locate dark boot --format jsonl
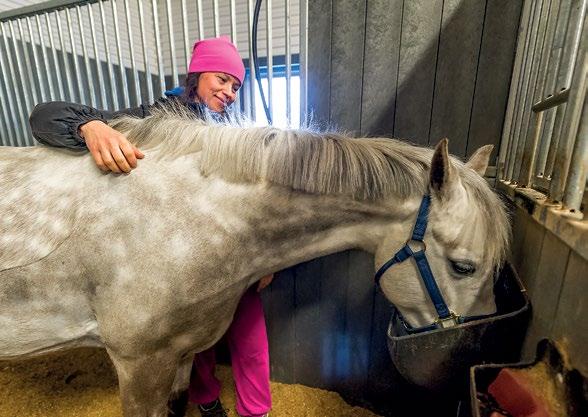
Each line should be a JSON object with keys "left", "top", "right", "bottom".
{"left": 198, "top": 399, "right": 228, "bottom": 417}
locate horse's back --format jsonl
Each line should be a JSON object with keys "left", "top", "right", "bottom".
{"left": 0, "top": 145, "right": 89, "bottom": 271}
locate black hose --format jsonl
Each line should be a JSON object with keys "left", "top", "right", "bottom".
{"left": 252, "top": 0, "right": 272, "bottom": 124}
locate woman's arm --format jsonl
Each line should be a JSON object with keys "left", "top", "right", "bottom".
{"left": 29, "top": 101, "right": 147, "bottom": 173}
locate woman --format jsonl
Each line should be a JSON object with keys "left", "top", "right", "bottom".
{"left": 29, "top": 36, "right": 272, "bottom": 417}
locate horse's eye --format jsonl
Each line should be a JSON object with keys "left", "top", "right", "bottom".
{"left": 449, "top": 260, "right": 476, "bottom": 275}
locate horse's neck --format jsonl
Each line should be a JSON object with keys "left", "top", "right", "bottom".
{"left": 200, "top": 177, "right": 417, "bottom": 281}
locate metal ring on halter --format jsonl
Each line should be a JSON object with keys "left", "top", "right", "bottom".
{"left": 406, "top": 239, "right": 426, "bottom": 253}
{"left": 433, "top": 311, "right": 460, "bottom": 328}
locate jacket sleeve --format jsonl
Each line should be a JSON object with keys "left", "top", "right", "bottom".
{"left": 29, "top": 101, "right": 149, "bottom": 149}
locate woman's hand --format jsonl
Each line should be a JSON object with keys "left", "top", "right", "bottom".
{"left": 80, "top": 120, "right": 144, "bottom": 173}
{"left": 257, "top": 273, "right": 274, "bottom": 292}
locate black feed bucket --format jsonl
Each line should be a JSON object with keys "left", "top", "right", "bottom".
{"left": 386, "top": 262, "right": 531, "bottom": 394}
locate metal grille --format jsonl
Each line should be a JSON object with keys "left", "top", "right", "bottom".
{"left": 499, "top": 0, "right": 588, "bottom": 216}
{"left": 0, "top": 0, "right": 307, "bottom": 147}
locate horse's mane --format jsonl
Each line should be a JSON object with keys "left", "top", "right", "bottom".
{"left": 111, "top": 106, "right": 510, "bottom": 266}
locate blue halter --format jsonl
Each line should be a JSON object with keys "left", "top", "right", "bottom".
{"left": 374, "top": 195, "right": 460, "bottom": 332}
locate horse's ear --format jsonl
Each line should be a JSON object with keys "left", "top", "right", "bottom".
{"left": 429, "top": 138, "right": 457, "bottom": 198}
{"left": 466, "top": 145, "right": 494, "bottom": 176}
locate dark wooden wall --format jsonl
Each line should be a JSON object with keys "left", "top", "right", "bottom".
{"left": 262, "top": 1, "right": 523, "bottom": 416}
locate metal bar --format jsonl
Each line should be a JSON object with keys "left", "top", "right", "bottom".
{"left": 54, "top": 10, "right": 74, "bottom": 102}
{"left": 0, "top": 21, "right": 26, "bottom": 145}
{"left": 165, "top": 0, "right": 178, "bottom": 88}
{"left": 76, "top": 5, "right": 95, "bottom": 106}
{"left": 518, "top": 0, "right": 555, "bottom": 185}
{"left": 0, "top": 0, "right": 100, "bottom": 22}
{"left": 180, "top": 0, "right": 190, "bottom": 69}
{"left": 213, "top": 0, "right": 220, "bottom": 37}
{"left": 35, "top": 14, "right": 54, "bottom": 101}
{"left": 46, "top": 12, "right": 65, "bottom": 100}
{"left": 0, "top": 75, "right": 12, "bottom": 145}
{"left": 112, "top": 0, "right": 130, "bottom": 107}
{"left": 65, "top": 7, "right": 84, "bottom": 104}
{"left": 549, "top": 1, "right": 588, "bottom": 201}
{"left": 152, "top": 0, "right": 165, "bottom": 95}
{"left": 505, "top": 0, "right": 540, "bottom": 181}
{"left": 285, "top": 0, "right": 291, "bottom": 125}
{"left": 532, "top": 87, "right": 570, "bottom": 111}
{"left": 266, "top": 0, "right": 273, "bottom": 121}
{"left": 123, "top": 0, "right": 140, "bottom": 105}
{"left": 99, "top": 0, "right": 117, "bottom": 109}
{"left": 247, "top": 0, "right": 256, "bottom": 119}
{"left": 562, "top": 88, "right": 588, "bottom": 212}
{"left": 230, "top": 0, "right": 237, "bottom": 43}
{"left": 9, "top": 20, "right": 33, "bottom": 142}
{"left": 16, "top": 19, "right": 38, "bottom": 109}
{"left": 299, "top": 0, "right": 308, "bottom": 127}
{"left": 196, "top": 0, "right": 204, "bottom": 40}
{"left": 88, "top": 3, "right": 107, "bottom": 107}
{"left": 512, "top": 0, "right": 546, "bottom": 182}
{"left": 137, "top": 0, "right": 153, "bottom": 103}
{"left": 0, "top": 43, "right": 16, "bottom": 146}
{"left": 26, "top": 16, "right": 46, "bottom": 103}
{"left": 499, "top": 0, "right": 533, "bottom": 180}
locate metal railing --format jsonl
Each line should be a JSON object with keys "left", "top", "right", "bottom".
{"left": 499, "top": 0, "right": 588, "bottom": 217}
{"left": 0, "top": 0, "right": 306, "bottom": 147}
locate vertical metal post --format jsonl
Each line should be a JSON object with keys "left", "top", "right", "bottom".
{"left": 152, "top": 0, "right": 166, "bottom": 95}
{"left": 230, "top": 0, "right": 237, "bottom": 43}
{"left": 137, "top": 0, "right": 153, "bottom": 103}
{"left": 247, "top": 0, "right": 256, "bottom": 120}
{"left": 35, "top": 14, "right": 54, "bottom": 101}
{"left": 213, "top": 0, "right": 220, "bottom": 37}
{"left": 76, "top": 6, "right": 95, "bottom": 106}
{"left": 55, "top": 11, "right": 74, "bottom": 102}
{"left": 0, "top": 42, "right": 16, "bottom": 146}
{"left": 197, "top": 0, "right": 204, "bottom": 40}
{"left": 266, "top": 0, "right": 273, "bottom": 121}
{"left": 88, "top": 3, "right": 107, "bottom": 108}
{"left": 299, "top": 0, "right": 308, "bottom": 126}
{"left": 112, "top": 0, "right": 130, "bottom": 107}
{"left": 45, "top": 12, "right": 65, "bottom": 101}
{"left": 165, "top": 0, "right": 179, "bottom": 88}
{"left": 123, "top": 0, "right": 141, "bottom": 105}
{"left": 15, "top": 19, "right": 38, "bottom": 114}
{"left": 0, "top": 21, "right": 26, "bottom": 145}
{"left": 26, "top": 16, "right": 46, "bottom": 103}
{"left": 562, "top": 91, "right": 588, "bottom": 213}
{"left": 99, "top": 0, "right": 118, "bottom": 109}
{"left": 0, "top": 73, "right": 12, "bottom": 145}
{"left": 550, "top": 1, "right": 588, "bottom": 201}
{"left": 9, "top": 20, "right": 33, "bottom": 142}
{"left": 181, "top": 0, "right": 190, "bottom": 69}
{"left": 499, "top": 0, "right": 533, "bottom": 179}
{"left": 285, "top": 0, "right": 291, "bottom": 125}
{"left": 65, "top": 8, "right": 84, "bottom": 105}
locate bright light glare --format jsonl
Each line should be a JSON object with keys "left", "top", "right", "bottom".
{"left": 252, "top": 76, "right": 300, "bottom": 128}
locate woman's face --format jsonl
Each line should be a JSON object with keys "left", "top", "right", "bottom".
{"left": 196, "top": 72, "right": 241, "bottom": 112}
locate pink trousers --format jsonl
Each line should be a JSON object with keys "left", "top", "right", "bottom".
{"left": 188, "top": 287, "right": 271, "bottom": 417}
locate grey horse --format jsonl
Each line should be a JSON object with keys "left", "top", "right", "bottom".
{"left": 0, "top": 108, "right": 509, "bottom": 417}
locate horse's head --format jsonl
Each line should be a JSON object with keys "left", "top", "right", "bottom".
{"left": 375, "top": 139, "right": 510, "bottom": 329}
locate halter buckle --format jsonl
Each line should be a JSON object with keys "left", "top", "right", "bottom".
{"left": 434, "top": 312, "right": 460, "bottom": 328}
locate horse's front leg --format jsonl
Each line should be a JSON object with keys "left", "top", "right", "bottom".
{"left": 107, "top": 348, "right": 179, "bottom": 417}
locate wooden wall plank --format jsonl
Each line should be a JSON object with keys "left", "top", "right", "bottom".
{"left": 467, "top": 0, "right": 523, "bottom": 162}
{"left": 306, "top": 0, "right": 332, "bottom": 127}
{"left": 360, "top": 0, "right": 403, "bottom": 136}
{"left": 551, "top": 251, "right": 588, "bottom": 375}
{"left": 520, "top": 231, "right": 570, "bottom": 362}
{"left": 329, "top": 0, "right": 366, "bottom": 132}
{"left": 429, "top": 0, "right": 486, "bottom": 155}
{"left": 394, "top": 0, "right": 443, "bottom": 144}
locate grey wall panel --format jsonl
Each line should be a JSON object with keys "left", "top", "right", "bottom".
{"left": 467, "top": 0, "right": 523, "bottom": 162}
{"left": 328, "top": 0, "right": 366, "bottom": 132}
{"left": 517, "top": 213, "right": 546, "bottom": 289}
{"left": 429, "top": 0, "right": 486, "bottom": 155}
{"left": 520, "top": 230, "right": 570, "bottom": 362}
{"left": 393, "top": 0, "right": 443, "bottom": 145}
{"left": 360, "top": 0, "right": 403, "bottom": 136}
{"left": 305, "top": 0, "right": 331, "bottom": 127}
{"left": 551, "top": 251, "right": 588, "bottom": 375}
